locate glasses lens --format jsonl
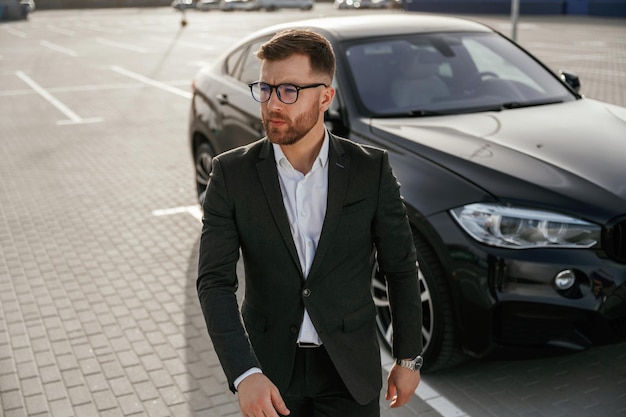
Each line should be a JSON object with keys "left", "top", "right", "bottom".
{"left": 277, "top": 84, "right": 298, "bottom": 104}
{"left": 251, "top": 82, "right": 271, "bottom": 102}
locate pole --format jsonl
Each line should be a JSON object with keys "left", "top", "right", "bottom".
{"left": 511, "top": 0, "right": 520, "bottom": 42}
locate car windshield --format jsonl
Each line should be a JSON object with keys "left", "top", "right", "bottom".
{"left": 344, "top": 32, "right": 576, "bottom": 117}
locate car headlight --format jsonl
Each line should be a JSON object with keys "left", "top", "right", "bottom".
{"left": 450, "top": 203, "right": 600, "bottom": 249}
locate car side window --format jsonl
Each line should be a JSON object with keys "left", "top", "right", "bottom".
{"left": 238, "top": 40, "right": 267, "bottom": 85}
{"left": 223, "top": 39, "right": 265, "bottom": 84}
{"left": 225, "top": 47, "right": 245, "bottom": 79}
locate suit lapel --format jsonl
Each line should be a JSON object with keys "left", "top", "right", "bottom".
{"left": 308, "top": 135, "right": 350, "bottom": 281}
{"left": 256, "top": 139, "right": 303, "bottom": 275}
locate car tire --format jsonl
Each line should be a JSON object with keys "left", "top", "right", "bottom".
{"left": 371, "top": 232, "right": 466, "bottom": 371}
{"left": 194, "top": 141, "right": 215, "bottom": 204}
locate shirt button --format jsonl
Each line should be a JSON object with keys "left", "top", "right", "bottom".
{"left": 302, "top": 289, "right": 311, "bottom": 297}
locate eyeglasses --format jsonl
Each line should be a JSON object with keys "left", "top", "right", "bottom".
{"left": 248, "top": 81, "right": 327, "bottom": 104}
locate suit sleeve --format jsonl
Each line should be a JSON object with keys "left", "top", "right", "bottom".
{"left": 374, "top": 151, "right": 423, "bottom": 358}
{"left": 196, "top": 157, "right": 261, "bottom": 392}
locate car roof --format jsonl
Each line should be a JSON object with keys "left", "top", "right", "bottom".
{"left": 249, "top": 13, "right": 495, "bottom": 42}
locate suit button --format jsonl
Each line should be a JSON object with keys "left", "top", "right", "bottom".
{"left": 302, "top": 289, "right": 311, "bottom": 297}
{"left": 290, "top": 326, "right": 299, "bottom": 334}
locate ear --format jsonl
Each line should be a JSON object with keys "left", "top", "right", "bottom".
{"left": 320, "top": 86, "right": 336, "bottom": 112}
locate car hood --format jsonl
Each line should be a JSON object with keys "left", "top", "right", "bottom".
{"left": 370, "top": 99, "right": 626, "bottom": 221}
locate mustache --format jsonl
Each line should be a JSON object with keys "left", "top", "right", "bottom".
{"left": 264, "top": 112, "right": 289, "bottom": 122}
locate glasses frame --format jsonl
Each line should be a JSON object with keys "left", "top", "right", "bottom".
{"left": 248, "top": 81, "right": 327, "bottom": 104}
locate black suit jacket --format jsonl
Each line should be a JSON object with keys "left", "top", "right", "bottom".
{"left": 197, "top": 134, "right": 422, "bottom": 405}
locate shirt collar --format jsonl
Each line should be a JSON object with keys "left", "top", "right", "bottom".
{"left": 273, "top": 130, "right": 330, "bottom": 169}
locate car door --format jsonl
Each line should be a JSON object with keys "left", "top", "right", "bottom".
{"left": 215, "top": 38, "right": 267, "bottom": 152}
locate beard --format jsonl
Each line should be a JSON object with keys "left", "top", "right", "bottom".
{"left": 262, "top": 104, "right": 319, "bottom": 146}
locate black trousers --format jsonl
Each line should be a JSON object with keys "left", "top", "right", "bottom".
{"left": 280, "top": 346, "right": 380, "bottom": 417}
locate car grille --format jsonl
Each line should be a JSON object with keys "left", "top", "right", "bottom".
{"left": 604, "top": 218, "right": 626, "bottom": 264}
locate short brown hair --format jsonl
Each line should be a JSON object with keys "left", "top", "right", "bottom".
{"left": 256, "top": 29, "right": 336, "bottom": 81}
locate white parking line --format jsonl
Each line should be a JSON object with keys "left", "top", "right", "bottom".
{"left": 111, "top": 66, "right": 192, "bottom": 99}
{"left": 15, "top": 71, "right": 103, "bottom": 125}
{"left": 0, "top": 80, "right": 191, "bottom": 97}
{"left": 97, "top": 38, "right": 149, "bottom": 54}
{"left": 153, "top": 204, "right": 471, "bottom": 417}
{"left": 3, "top": 27, "right": 26, "bottom": 38}
{"left": 152, "top": 205, "right": 202, "bottom": 221}
{"left": 40, "top": 40, "right": 78, "bottom": 57}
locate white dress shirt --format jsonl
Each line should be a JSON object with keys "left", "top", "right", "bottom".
{"left": 234, "top": 132, "right": 330, "bottom": 389}
{"left": 274, "top": 132, "right": 329, "bottom": 345}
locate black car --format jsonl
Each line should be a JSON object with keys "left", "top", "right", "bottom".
{"left": 188, "top": 14, "right": 626, "bottom": 371}
{"left": 0, "top": 0, "right": 32, "bottom": 20}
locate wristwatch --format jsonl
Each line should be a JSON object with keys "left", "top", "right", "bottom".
{"left": 396, "top": 355, "right": 423, "bottom": 371}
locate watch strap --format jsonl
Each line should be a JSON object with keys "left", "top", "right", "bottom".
{"left": 395, "top": 355, "right": 423, "bottom": 371}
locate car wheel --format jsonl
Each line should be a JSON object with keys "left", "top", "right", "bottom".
{"left": 371, "top": 232, "right": 466, "bottom": 371}
{"left": 194, "top": 141, "right": 215, "bottom": 204}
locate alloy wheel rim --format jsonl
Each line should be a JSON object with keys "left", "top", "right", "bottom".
{"left": 371, "top": 261, "right": 434, "bottom": 354}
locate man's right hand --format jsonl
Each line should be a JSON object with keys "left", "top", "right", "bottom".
{"left": 237, "top": 373, "right": 291, "bottom": 417}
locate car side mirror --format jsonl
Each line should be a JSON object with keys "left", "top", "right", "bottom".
{"left": 324, "top": 108, "right": 349, "bottom": 137}
{"left": 324, "top": 92, "right": 350, "bottom": 136}
{"left": 560, "top": 70, "right": 581, "bottom": 94}
{"left": 324, "top": 108, "right": 341, "bottom": 123}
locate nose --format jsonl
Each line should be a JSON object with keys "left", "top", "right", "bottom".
{"left": 265, "top": 89, "right": 284, "bottom": 110}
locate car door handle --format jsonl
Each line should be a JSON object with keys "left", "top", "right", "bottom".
{"left": 216, "top": 93, "right": 228, "bottom": 105}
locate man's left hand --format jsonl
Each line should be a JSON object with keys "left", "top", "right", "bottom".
{"left": 385, "top": 363, "right": 421, "bottom": 408}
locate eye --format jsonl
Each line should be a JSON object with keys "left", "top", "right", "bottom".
{"left": 281, "top": 84, "right": 298, "bottom": 95}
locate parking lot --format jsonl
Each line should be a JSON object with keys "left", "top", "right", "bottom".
{"left": 1, "top": 4, "right": 625, "bottom": 417}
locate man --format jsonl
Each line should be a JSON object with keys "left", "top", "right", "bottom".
{"left": 197, "top": 28, "right": 422, "bottom": 417}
